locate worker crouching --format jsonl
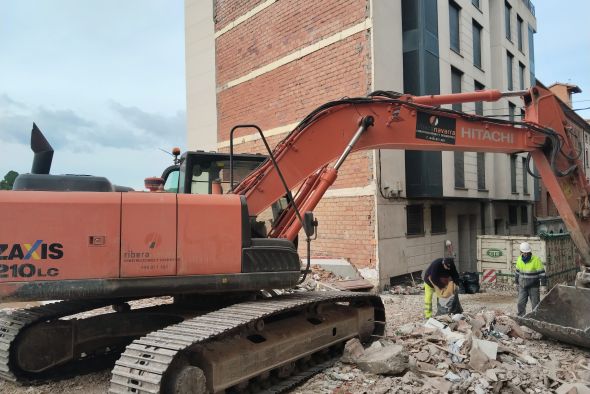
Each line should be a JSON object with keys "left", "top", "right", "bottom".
{"left": 423, "top": 257, "right": 463, "bottom": 318}
{"left": 515, "top": 242, "right": 547, "bottom": 316}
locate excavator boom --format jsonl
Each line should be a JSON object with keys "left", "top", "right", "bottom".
{"left": 234, "top": 87, "right": 590, "bottom": 266}
{"left": 232, "top": 86, "right": 590, "bottom": 348}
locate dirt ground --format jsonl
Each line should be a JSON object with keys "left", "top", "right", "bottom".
{"left": 0, "top": 289, "right": 587, "bottom": 393}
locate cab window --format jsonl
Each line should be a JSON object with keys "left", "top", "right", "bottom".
{"left": 163, "top": 170, "right": 179, "bottom": 193}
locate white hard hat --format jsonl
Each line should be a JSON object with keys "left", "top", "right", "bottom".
{"left": 519, "top": 242, "right": 532, "bottom": 253}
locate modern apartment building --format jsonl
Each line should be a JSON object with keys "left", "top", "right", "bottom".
{"left": 185, "top": 0, "right": 537, "bottom": 289}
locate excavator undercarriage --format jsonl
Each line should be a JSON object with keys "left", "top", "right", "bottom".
{"left": 0, "top": 292, "right": 384, "bottom": 393}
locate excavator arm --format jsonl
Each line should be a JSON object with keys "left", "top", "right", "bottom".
{"left": 233, "top": 86, "right": 590, "bottom": 277}
{"left": 233, "top": 85, "right": 590, "bottom": 348}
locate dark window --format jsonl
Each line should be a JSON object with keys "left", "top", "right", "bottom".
{"left": 519, "top": 62, "right": 526, "bottom": 90}
{"left": 517, "top": 15, "right": 524, "bottom": 51}
{"left": 510, "top": 154, "right": 517, "bottom": 193}
{"left": 509, "top": 206, "right": 518, "bottom": 225}
{"left": 474, "top": 81, "right": 485, "bottom": 115}
{"left": 449, "top": 1, "right": 461, "bottom": 53}
{"left": 455, "top": 151, "right": 465, "bottom": 188}
{"left": 477, "top": 152, "right": 486, "bottom": 190}
{"left": 528, "top": 24, "right": 535, "bottom": 84}
{"left": 472, "top": 0, "right": 480, "bottom": 8}
{"left": 451, "top": 67, "right": 463, "bottom": 111}
{"left": 472, "top": 20, "right": 482, "bottom": 68}
{"left": 505, "top": 1, "right": 512, "bottom": 40}
{"left": 522, "top": 157, "right": 528, "bottom": 194}
{"left": 431, "top": 205, "right": 446, "bottom": 233}
{"left": 520, "top": 108, "right": 525, "bottom": 119}
{"left": 509, "top": 102, "right": 516, "bottom": 122}
{"left": 521, "top": 205, "right": 528, "bottom": 224}
{"left": 407, "top": 205, "right": 424, "bottom": 236}
{"left": 506, "top": 51, "right": 514, "bottom": 90}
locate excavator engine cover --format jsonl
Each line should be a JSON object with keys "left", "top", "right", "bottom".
{"left": 514, "top": 285, "right": 590, "bottom": 348}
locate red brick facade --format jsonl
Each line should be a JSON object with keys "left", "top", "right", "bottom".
{"left": 297, "top": 195, "right": 376, "bottom": 268}
{"left": 214, "top": 0, "right": 376, "bottom": 268}
{"left": 216, "top": 0, "right": 368, "bottom": 86}
{"left": 217, "top": 32, "right": 371, "bottom": 140}
{"left": 214, "top": 0, "right": 266, "bottom": 31}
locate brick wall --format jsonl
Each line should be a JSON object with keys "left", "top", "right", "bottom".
{"left": 297, "top": 195, "right": 376, "bottom": 269}
{"left": 216, "top": 0, "right": 368, "bottom": 86}
{"left": 215, "top": 0, "right": 376, "bottom": 267}
{"left": 214, "top": 0, "right": 266, "bottom": 31}
{"left": 217, "top": 32, "right": 371, "bottom": 141}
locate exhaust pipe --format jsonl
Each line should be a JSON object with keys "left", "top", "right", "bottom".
{"left": 30, "top": 123, "right": 54, "bottom": 174}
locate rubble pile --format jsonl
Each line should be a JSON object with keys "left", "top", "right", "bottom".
{"left": 311, "top": 264, "right": 340, "bottom": 282}
{"left": 338, "top": 310, "right": 590, "bottom": 393}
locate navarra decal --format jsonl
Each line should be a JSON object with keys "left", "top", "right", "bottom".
{"left": 0, "top": 241, "right": 63, "bottom": 261}
{"left": 416, "top": 112, "right": 456, "bottom": 145}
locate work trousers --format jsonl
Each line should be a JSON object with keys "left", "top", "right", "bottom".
{"left": 517, "top": 285, "right": 540, "bottom": 317}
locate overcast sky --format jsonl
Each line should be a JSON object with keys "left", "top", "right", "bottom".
{"left": 0, "top": 0, "right": 185, "bottom": 189}
{"left": 0, "top": 1, "right": 588, "bottom": 189}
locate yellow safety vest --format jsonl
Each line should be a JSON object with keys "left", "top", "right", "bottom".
{"left": 515, "top": 255, "right": 546, "bottom": 288}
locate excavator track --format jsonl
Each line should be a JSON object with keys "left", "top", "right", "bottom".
{"left": 110, "top": 291, "right": 385, "bottom": 394}
{"left": 0, "top": 299, "right": 118, "bottom": 382}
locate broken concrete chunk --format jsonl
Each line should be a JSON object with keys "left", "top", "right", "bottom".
{"left": 497, "top": 316, "right": 530, "bottom": 339}
{"left": 452, "top": 313, "right": 465, "bottom": 321}
{"left": 493, "top": 323, "right": 511, "bottom": 335}
{"left": 445, "top": 371, "right": 462, "bottom": 382}
{"left": 485, "top": 369, "right": 498, "bottom": 382}
{"left": 425, "top": 318, "right": 447, "bottom": 330}
{"left": 478, "top": 377, "right": 491, "bottom": 388}
{"left": 456, "top": 319, "right": 472, "bottom": 333}
{"left": 395, "top": 322, "right": 418, "bottom": 336}
{"left": 356, "top": 344, "right": 409, "bottom": 375}
{"left": 369, "top": 377, "right": 395, "bottom": 394}
{"left": 469, "top": 339, "right": 497, "bottom": 372}
{"left": 555, "top": 383, "right": 590, "bottom": 394}
{"left": 341, "top": 338, "right": 365, "bottom": 364}
{"left": 472, "top": 338, "right": 498, "bottom": 360}
{"left": 415, "top": 350, "right": 430, "bottom": 362}
{"left": 402, "top": 370, "right": 420, "bottom": 384}
{"left": 367, "top": 341, "right": 384, "bottom": 352}
{"left": 425, "top": 377, "right": 453, "bottom": 393}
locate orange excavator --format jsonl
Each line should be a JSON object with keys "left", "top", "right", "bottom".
{"left": 0, "top": 85, "right": 589, "bottom": 393}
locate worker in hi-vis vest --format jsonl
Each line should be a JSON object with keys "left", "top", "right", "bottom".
{"left": 515, "top": 242, "right": 547, "bottom": 316}
{"left": 423, "top": 257, "right": 463, "bottom": 318}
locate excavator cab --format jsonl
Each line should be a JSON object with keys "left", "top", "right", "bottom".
{"left": 174, "top": 151, "right": 267, "bottom": 195}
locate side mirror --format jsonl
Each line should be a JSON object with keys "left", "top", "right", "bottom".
{"left": 303, "top": 211, "right": 318, "bottom": 238}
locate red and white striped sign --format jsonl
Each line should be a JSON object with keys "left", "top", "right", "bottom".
{"left": 482, "top": 269, "right": 497, "bottom": 283}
